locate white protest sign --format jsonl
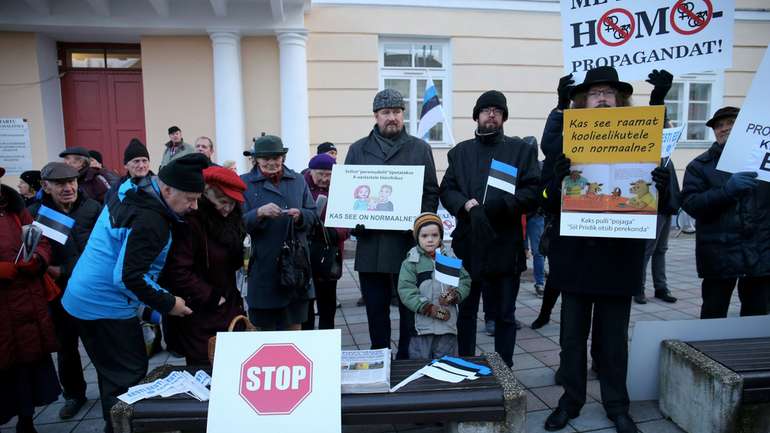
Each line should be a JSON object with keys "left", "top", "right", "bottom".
{"left": 0, "top": 118, "right": 32, "bottom": 175}
{"left": 437, "top": 205, "right": 456, "bottom": 240}
{"left": 661, "top": 124, "right": 685, "bottom": 162}
{"left": 560, "top": 0, "right": 735, "bottom": 81}
{"left": 207, "top": 330, "right": 341, "bottom": 433}
{"left": 326, "top": 164, "right": 425, "bottom": 231}
{"left": 717, "top": 47, "right": 770, "bottom": 182}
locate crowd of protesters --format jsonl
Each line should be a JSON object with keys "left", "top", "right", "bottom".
{"left": 0, "top": 65, "right": 768, "bottom": 433}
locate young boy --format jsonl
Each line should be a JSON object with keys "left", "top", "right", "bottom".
{"left": 398, "top": 212, "right": 471, "bottom": 359}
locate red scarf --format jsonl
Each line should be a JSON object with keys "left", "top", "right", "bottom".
{"left": 260, "top": 167, "right": 283, "bottom": 186}
{"left": 426, "top": 250, "right": 436, "bottom": 259}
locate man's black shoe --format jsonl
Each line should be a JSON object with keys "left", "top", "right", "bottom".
{"left": 544, "top": 407, "right": 577, "bottom": 431}
{"left": 59, "top": 397, "right": 87, "bottom": 419}
{"left": 609, "top": 413, "right": 638, "bottom": 433}
{"left": 654, "top": 290, "right": 677, "bottom": 303}
{"left": 633, "top": 294, "right": 647, "bottom": 304}
{"left": 531, "top": 315, "right": 550, "bottom": 329}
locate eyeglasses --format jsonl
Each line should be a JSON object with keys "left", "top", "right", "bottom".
{"left": 480, "top": 107, "right": 504, "bottom": 116}
{"left": 587, "top": 89, "right": 617, "bottom": 98}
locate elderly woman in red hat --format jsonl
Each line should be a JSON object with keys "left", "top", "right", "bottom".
{"left": 160, "top": 166, "right": 247, "bottom": 365}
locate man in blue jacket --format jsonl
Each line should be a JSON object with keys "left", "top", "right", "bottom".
{"left": 63, "top": 153, "right": 208, "bottom": 433}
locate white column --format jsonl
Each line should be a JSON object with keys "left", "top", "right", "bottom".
{"left": 210, "top": 31, "right": 247, "bottom": 172}
{"left": 277, "top": 31, "right": 310, "bottom": 172}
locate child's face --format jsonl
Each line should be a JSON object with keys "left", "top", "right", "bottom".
{"left": 418, "top": 224, "right": 441, "bottom": 253}
{"left": 379, "top": 187, "right": 392, "bottom": 200}
{"left": 357, "top": 188, "right": 369, "bottom": 199}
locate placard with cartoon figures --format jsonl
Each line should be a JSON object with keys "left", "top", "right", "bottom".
{"left": 561, "top": 106, "right": 664, "bottom": 239}
{"left": 325, "top": 165, "right": 425, "bottom": 231}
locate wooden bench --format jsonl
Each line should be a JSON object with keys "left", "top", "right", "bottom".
{"left": 112, "top": 352, "right": 526, "bottom": 433}
{"left": 659, "top": 337, "right": 770, "bottom": 433}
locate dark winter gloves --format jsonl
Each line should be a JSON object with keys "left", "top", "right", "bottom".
{"left": 421, "top": 303, "right": 450, "bottom": 321}
{"left": 0, "top": 262, "right": 17, "bottom": 280}
{"left": 350, "top": 224, "right": 366, "bottom": 237}
{"left": 647, "top": 69, "right": 673, "bottom": 106}
{"left": 557, "top": 74, "right": 575, "bottom": 110}
{"left": 651, "top": 166, "right": 670, "bottom": 192}
{"left": 725, "top": 171, "right": 759, "bottom": 196}
{"left": 553, "top": 153, "right": 572, "bottom": 183}
{"left": 439, "top": 288, "right": 461, "bottom": 306}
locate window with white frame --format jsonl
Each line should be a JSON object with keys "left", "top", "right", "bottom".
{"left": 379, "top": 39, "right": 451, "bottom": 145}
{"left": 664, "top": 72, "right": 723, "bottom": 146}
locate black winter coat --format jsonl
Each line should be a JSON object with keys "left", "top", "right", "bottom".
{"left": 344, "top": 127, "right": 439, "bottom": 274}
{"left": 540, "top": 109, "right": 644, "bottom": 297}
{"left": 681, "top": 142, "right": 770, "bottom": 279}
{"left": 28, "top": 194, "right": 100, "bottom": 291}
{"left": 440, "top": 129, "right": 540, "bottom": 277}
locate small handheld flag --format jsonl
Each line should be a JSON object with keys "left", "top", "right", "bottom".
{"left": 435, "top": 252, "right": 462, "bottom": 287}
{"left": 33, "top": 205, "right": 75, "bottom": 245}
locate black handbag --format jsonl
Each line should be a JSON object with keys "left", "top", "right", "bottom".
{"left": 278, "top": 221, "right": 312, "bottom": 299}
{"left": 310, "top": 225, "right": 342, "bottom": 282}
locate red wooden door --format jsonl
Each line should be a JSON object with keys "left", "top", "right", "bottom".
{"left": 61, "top": 70, "right": 146, "bottom": 173}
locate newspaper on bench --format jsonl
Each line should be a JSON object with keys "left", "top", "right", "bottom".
{"left": 118, "top": 370, "right": 212, "bottom": 404}
{"left": 341, "top": 348, "right": 391, "bottom": 394}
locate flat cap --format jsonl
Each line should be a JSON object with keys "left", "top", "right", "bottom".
{"left": 41, "top": 162, "right": 79, "bottom": 180}
{"left": 373, "top": 89, "right": 405, "bottom": 112}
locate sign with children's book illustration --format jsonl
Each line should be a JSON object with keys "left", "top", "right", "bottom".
{"left": 717, "top": 46, "right": 770, "bottom": 183}
{"left": 207, "top": 330, "right": 341, "bottom": 433}
{"left": 325, "top": 165, "right": 425, "bottom": 231}
{"left": 561, "top": 105, "right": 664, "bottom": 239}
{"left": 560, "top": 0, "right": 735, "bottom": 82}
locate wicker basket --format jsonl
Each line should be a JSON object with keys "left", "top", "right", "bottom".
{"left": 208, "top": 315, "right": 257, "bottom": 364}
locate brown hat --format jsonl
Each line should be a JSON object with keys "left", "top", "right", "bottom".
{"left": 706, "top": 106, "right": 739, "bottom": 128}
{"left": 41, "top": 162, "right": 79, "bottom": 180}
{"left": 413, "top": 212, "right": 443, "bottom": 241}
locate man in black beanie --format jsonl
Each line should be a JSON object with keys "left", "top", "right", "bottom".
{"left": 440, "top": 90, "right": 541, "bottom": 368}
{"left": 160, "top": 125, "right": 193, "bottom": 170}
{"left": 61, "top": 153, "right": 208, "bottom": 432}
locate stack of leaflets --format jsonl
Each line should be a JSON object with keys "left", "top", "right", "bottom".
{"left": 390, "top": 356, "right": 492, "bottom": 392}
{"left": 341, "top": 348, "right": 391, "bottom": 394}
{"left": 118, "top": 370, "right": 211, "bottom": 404}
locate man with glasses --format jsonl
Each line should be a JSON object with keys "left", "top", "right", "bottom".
{"left": 439, "top": 90, "right": 541, "bottom": 367}
{"left": 344, "top": 88, "right": 439, "bottom": 359}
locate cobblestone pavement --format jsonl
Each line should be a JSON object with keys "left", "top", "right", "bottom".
{"left": 2, "top": 233, "right": 743, "bottom": 433}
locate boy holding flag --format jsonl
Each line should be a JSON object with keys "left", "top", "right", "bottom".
{"left": 398, "top": 212, "right": 470, "bottom": 360}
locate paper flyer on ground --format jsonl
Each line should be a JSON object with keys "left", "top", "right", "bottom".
{"left": 561, "top": 106, "right": 664, "bottom": 239}
{"left": 325, "top": 165, "right": 425, "bottom": 231}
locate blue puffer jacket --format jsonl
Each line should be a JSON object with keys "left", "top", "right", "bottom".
{"left": 62, "top": 177, "right": 180, "bottom": 320}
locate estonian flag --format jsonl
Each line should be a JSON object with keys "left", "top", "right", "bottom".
{"left": 417, "top": 78, "right": 449, "bottom": 140}
{"left": 33, "top": 205, "right": 74, "bottom": 245}
{"left": 434, "top": 252, "right": 462, "bottom": 287}
{"left": 487, "top": 159, "right": 518, "bottom": 195}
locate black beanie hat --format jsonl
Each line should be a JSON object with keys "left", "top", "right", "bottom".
{"left": 88, "top": 150, "right": 103, "bottom": 164}
{"left": 473, "top": 90, "right": 508, "bottom": 121}
{"left": 20, "top": 170, "right": 41, "bottom": 192}
{"left": 158, "top": 153, "right": 209, "bottom": 193}
{"left": 124, "top": 138, "right": 150, "bottom": 164}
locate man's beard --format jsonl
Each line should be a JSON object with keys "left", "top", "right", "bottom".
{"left": 381, "top": 123, "right": 402, "bottom": 138}
{"left": 477, "top": 122, "right": 501, "bottom": 135}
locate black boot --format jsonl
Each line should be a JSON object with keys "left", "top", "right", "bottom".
{"left": 654, "top": 290, "right": 677, "bottom": 303}
{"left": 545, "top": 407, "right": 577, "bottom": 431}
{"left": 531, "top": 314, "right": 550, "bottom": 329}
{"left": 609, "top": 413, "right": 638, "bottom": 433}
{"left": 16, "top": 415, "right": 38, "bottom": 433}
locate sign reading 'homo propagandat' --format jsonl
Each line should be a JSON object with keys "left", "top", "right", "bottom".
{"left": 560, "top": 0, "right": 735, "bottom": 81}
{"left": 717, "top": 46, "right": 770, "bottom": 183}
{"left": 561, "top": 106, "right": 664, "bottom": 239}
{"left": 325, "top": 164, "right": 425, "bottom": 231}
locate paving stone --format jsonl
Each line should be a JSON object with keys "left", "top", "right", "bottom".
{"left": 567, "top": 402, "right": 614, "bottom": 431}
{"left": 637, "top": 418, "right": 687, "bottom": 432}
{"left": 525, "top": 409, "right": 576, "bottom": 433}
{"left": 531, "top": 349, "right": 561, "bottom": 367}
{"left": 511, "top": 353, "right": 546, "bottom": 371}
{"left": 629, "top": 400, "right": 664, "bottom": 423}
{"left": 71, "top": 418, "right": 107, "bottom": 433}
{"left": 525, "top": 389, "right": 549, "bottom": 412}
{"left": 529, "top": 385, "right": 564, "bottom": 409}
{"left": 514, "top": 367, "right": 556, "bottom": 388}
{"left": 517, "top": 337, "right": 560, "bottom": 353}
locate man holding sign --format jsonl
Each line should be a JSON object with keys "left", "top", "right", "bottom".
{"left": 681, "top": 106, "right": 770, "bottom": 319}
{"left": 344, "top": 89, "right": 439, "bottom": 360}
{"left": 439, "top": 90, "right": 541, "bottom": 367}
{"left": 539, "top": 66, "right": 673, "bottom": 433}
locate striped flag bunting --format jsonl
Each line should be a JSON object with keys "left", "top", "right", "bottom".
{"left": 33, "top": 205, "right": 74, "bottom": 245}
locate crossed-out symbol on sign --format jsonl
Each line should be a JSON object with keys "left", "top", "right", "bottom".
{"left": 597, "top": 8, "right": 635, "bottom": 47}
{"left": 670, "top": 0, "right": 713, "bottom": 35}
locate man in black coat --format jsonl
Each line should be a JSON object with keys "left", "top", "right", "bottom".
{"left": 29, "top": 162, "right": 100, "bottom": 420}
{"left": 439, "top": 90, "right": 540, "bottom": 367}
{"left": 681, "top": 106, "right": 770, "bottom": 318}
{"left": 539, "top": 66, "right": 673, "bottom": 433}
{"left": 345, "top": 89, "right": 439, "bottom": 359}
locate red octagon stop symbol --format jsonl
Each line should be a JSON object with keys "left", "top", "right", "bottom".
{"left": 239, "top": 343, "right": 313, "bottom": 415}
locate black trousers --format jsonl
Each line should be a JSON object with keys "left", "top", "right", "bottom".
{"left": 558, "top": 292, "right": 631, "bottom": 418}
{"left": 50, "top": 298, "right": 87, "bottom": 400}
{"left": 700, "top": 276, "right": 770, "bottom": 319}
{"left": 458, "top": 275, "right": 521, "bottom": 367}
{"left": 359, "top": 272, "right": 413, "bottom": 359}
{"left": 302, "top": 279, "right": 338, "bottom": 330}
{"left": 538, "top": 278, "right": 600, "bottom": 366}
{"left": 78, "top": 317, "right": 148, "bottom": 433}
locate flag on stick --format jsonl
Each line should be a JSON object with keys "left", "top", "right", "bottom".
{"left": 487, "top": 159, "right": 518, "bottom": 195}
{"left": 417, "top": 78, "right": 451, "bottom": 141}
{"left": 33, "top": 205, "right": 74, "bottom": 245}
{"left": 435, "top": 252, "right": 462, "bottom": 287}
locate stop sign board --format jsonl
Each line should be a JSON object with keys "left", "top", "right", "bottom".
{"left": 239, "top": 343, "right": 313, "bottom": 415}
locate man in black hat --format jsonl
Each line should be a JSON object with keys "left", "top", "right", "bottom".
{"left": 344, "top": 88, "right": 439, "bottom": 360}
{"left": 439, "top": 90, "right": 540, "bottom": 367}
{"left": 28, "top": 162, "right": 101, "bottom": 420}
{"left": 60, "top": 146, "right": 114, "bottom": 204}
{"left": 160, "top": 125, "right": 193, "bottom": 169}
{"left": 682, "top": 106, "right": 770, "bottom": 319}
{"left": 538, "top": 66, "right": 674, "bottom": 433}
{"left": 316, "top": 141, "right": 337, "bottom": 158}
{"left": 18, "top": 170, "right": 41, "bottom": 207}
{"left": 104, "top": 138, "right": 154, "bottom": 204}
{"left": 62, "top": 153, "right": 207, "bottom": 432}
